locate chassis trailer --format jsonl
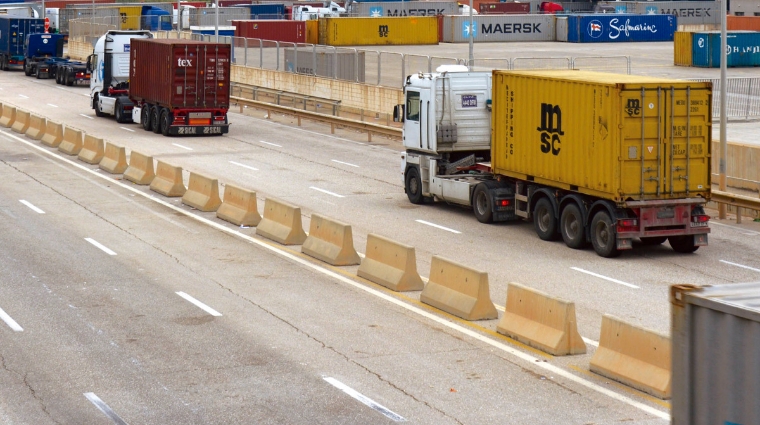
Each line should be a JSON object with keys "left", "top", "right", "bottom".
{"left": 396, "top": 67, "right": 712, "bottom": 257}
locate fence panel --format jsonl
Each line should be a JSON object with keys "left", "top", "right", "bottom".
{"left": 572, "top": 56, "right": 631, "bottom": 74}
{"left": 690, "top": 77, "right": 760, "bottom": 121}
{"left": 512, "top": 57, "right": 571, "bottom": 70}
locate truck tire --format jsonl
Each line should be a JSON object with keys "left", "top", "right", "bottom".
{"left": 640, "top": 236, "right": 667, "bottom": 245}
{"left": 472, "top": 184, "right": 493, "bottom": 223}
{"left": 56, "top": 69, "right": 63, "bottom": 84}
{"left": 93, "top": 94, "right": 106, "bottom": 117}
{"left": 590, "top": 210, "right": 621, "bottom": 258}
{"left": 115, "top": 101, "right": 125, "bottom": 123}
{"left": 669, "top": 236, "right": 699, "bottom": 254}
{"left": 160, "top": 109, "right": 172, "bottom": 136}
{"left": 560, "top": 203, "right": 586, "bottom": 249}
{"left": 533, "top": 197, "right": 558, "bottom": 241}
{"left": 24, "top": 61, "right": 31, "bottom": 76}
{"left": 141, "top": 105, "right": 152, "bottom": 131}
{"left": 150, "top": 107, "right": 161, "bottom": 134}
{"left": 35, "top": 66, "right": 42, "bottom": 79}
{"left": 65, "top": 69, "right": 74, "bottom": 86}
{"left": 405, "top": 167, "right": 425, "bottom": 205}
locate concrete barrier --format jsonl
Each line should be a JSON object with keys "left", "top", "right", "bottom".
{"left": 182, "top": 172, "right": 221, "bottom": 211}
{"left": 357, "top": 233, "right": 424, "bottom": 292}
{"left": 124, "top": 151, "right": 155, "bottom": 185}
{"left": 11, "top": 110, "right": 30, "bottom": 134}
{"left": 150, "top": 161, "right": 186, "bottom": 197}
{"left": 0, "top": 105, "right": 16, "bottom": 128}
{"left": 217, "top": 184, "right": 261, "bottom": 227}
{"left": 25, "top": 114, "right": 46, "bottom": 140}
{"left": 256, "top": 198, "right": 307, "bottom": 245}
{"left": 99, "top": 143, "right": 128, "bottom": 174}
{"left": 420, "top": 256, "right": 498, "bottom": 321}
{"left": 496, "top": 283, "right": 586, "bottom": 356}
{"left": 301, "top": 213, "right": 360, "bottom": 266}
{"left": 40, "top": 120, "right": 64, "bottom": 147}
{"left": 77, "top": 135, "right": 105, "bottom": 164}
{"left": 57, "top": 128, "right": 83, "bottom": 155}
{"left": 590, "top": 315, "right": 671, "bottom": 399}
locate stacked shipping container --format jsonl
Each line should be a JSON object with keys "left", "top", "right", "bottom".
{"left": 560, "top": 14, "right": 676, "bottom": 43}
{"left": 318, "top": 16, "right": 438, "bottom": 46}
{"left": 442, "top": 14, "right": 555, "bottom": 43}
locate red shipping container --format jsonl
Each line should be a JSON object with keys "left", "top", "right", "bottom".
{"left": 232, "top": 20, "right": 306, "bottom": 43}
{"left": 478, "top": 2, "right": 531, "bottom": 14}
{"left": 129, "top": 39, "right": 231, "bottom": 111}
{"left": 46, "top": 0, "right": 115, "bottom": 8}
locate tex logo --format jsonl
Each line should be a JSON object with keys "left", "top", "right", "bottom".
{"left": 369, "top": 7, "right": 383, "bottom": 17}
{"left": 462, "top": 20, "right": 477, "bottom": 38}
{"left": 645, "top": 6, "right": 658, "bottom": 15}
{"left": 587, "top": 20, "right": 603, "bottom": 39}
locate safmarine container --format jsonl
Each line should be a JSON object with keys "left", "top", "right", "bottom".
{"left": 565, "top": 14, "right": 676, "bottom": 43}
{"left": 671, "top": 282, "right": 760, "bottom": 425}
{"left": 674, "top": 31, "right": 693, "bottom": 66}
{"left": 349, "top": 1, "right": 457, "bottom": 17}
{"left": 692, "top": 31, "right": 760, "bottom": 67}
{"left": 129, "top": 39, "right": 231, "bottom": 110}
{"left": 491, "top": 70, "right": 711, "bottom": 203}
{"left": 442, "top": 14, "right": 554, "bottom": 43}
{"left": 478, "top": 2, "right": 531, "bottom": 14}
{"left": 318, "top": 16, "right": 438, "bottom": 46}
{"left": 233, "top": 20, "right": 306, "bottom": 43}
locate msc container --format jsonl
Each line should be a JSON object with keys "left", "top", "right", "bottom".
{"left": 189, "top": 7, "right": 250, "bottom": 27}
{"left": 118, "top": 5, "right": 143, "bottom": 30}
{"left": 244, "top": 3, "right": 286, "bottom": 19}
{"left": 233, "top": 20, "right": 306, "bottom": 43}
{"left": 674, "top": 31, "right": 693, "bottom": 66}
{"left": 318, "top": 16, "right": 438, "bottom": 46}
{"left": 129, "top": 39, "right": 231, "bottom": 110}
{"left": 692, "top": 31, "right": 760, "bottom": 68}
{"left": 442, "top": 14, "right": 555, "bottom": 43}
{"left": 728, "top": 15, "right": 760, "bottom": 32}
{"left": 478, "top": 2, "right": 531, "bottom": 14}
{"left": 564, "top": 14, "right": 676, "bottom": 43}
{"left": 671, "top": 282, "right": 760, "bottom": 425}
{"left": 348, "top": 1, "right": 457, "bottom": 17}
{"left": 491, "top": 70, "right": 711, "bottom": 203}
{"left": 284, "top": 48, "right": 365, "bottom": 82}
{"left": 0, "top": 16, "right": 44, "bottom": 58}
{"left": 632, "top": 1, "right": 721, "bottom": 27}
{"left": 306, "top": 19, "right": 318, "bottom": 44}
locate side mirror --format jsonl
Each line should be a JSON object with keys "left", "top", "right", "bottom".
{"left": 86, "top": 54, "right": 93, "bottom": 72}
{"left": 393, "top": 104, "right": 404, "bottom": 123}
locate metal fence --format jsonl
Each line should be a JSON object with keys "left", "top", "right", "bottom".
{"left": 689, "top": 77, "right": 760, "bottom": 121}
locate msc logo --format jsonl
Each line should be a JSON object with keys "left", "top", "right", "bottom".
{"left": 587, "top": 20, "right": 603, "bottom": 39}
{"left": 378, "top": 25, "right": 389, "bottom": 37}
{"left": 177, "top": 58, "right": 193, "bottom": 67}
{"left": 537, "top": 103, "right": 563, "bottom": 156}
{"left": 625, "top": 99, "right": 641, "bottom": 116}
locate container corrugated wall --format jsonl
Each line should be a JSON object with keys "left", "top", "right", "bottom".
{"left": 556, "top": 16, "right": 568, "bottom": 42}
{"left": 565, "top": 14, "right": 676, "bottom": 43}
{"left": 728, "top": 16, "right": 760, "bottom": 31}
{"left": 318, "top": 16, "right": 438, "bottom": 46}
{"left": 692, "top": 31, "right": 760, "bottom": 68}
{"left": 129, "top": 39, "right": 231, "bottom": 110}
{"left": 478, "top": 2, "right": 531, "bottom": 14}
{"left": 232, "top": 20, "right": 306, "bottom": 43}
{"left": 671, "top": 282, "right": 760, "bottom": 425}
{"left": 442, "top": 15, "right": 555, "bottom": 43}
{"left": 284, "top": 49, "right": 365, "bottom": 82}
{"left": 118, "top": 6, "right": 142, "bottom": 30}
{"left": 349, "top": 2, "right": 457, "bottom": 17}
{"left": 633, "top": 1, "right": 721, "bottom": 26}
{"left": 491, "top": 70, "right": 711, "bottom": 202}
{"left": 306, "top": 19, "right": 318, "bottom": 44}
{"left": 189, "top": 7, "right": 250, "bottom": 27}
{"left": 674, "top": 31, "right": 693, "bottom": 66}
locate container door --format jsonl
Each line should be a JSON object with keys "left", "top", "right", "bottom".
{"left": 402, "top": 89, "right": 431, "bottom": 151}
{"left": 621, "top": 87, "right": 667, "bottom": 199}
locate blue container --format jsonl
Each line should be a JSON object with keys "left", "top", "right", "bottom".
{"left": 244, "top": 4, "right": 286, "bottom": 19}
{"left": 565, "top": 14, "right": 675, "bottom": 43}
{"left": 0, "top": 16, "right": 44, "bottom": 67}
{"left": 141, "top": 6, "right": 173, "bottom": 31}
{"left": 692, "top": 31, "right": 760, "bottom": 68}
{"left": 190, "top": 26, "right": 236, "bottom": 37}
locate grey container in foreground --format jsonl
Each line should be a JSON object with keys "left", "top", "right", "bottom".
{"left": 671, "top": 283, "right": 760, "bottom": 425}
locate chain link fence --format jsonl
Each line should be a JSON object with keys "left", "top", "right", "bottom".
{"left": 690, "top": 77, "right": 760, "bottom": 121}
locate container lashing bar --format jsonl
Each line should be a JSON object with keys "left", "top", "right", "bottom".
{"left": 640, "top": 87, "right": 645, "bottom": 199}
{"left": 669, "top": 86, "right": 675, "bottom": 197}
{"left": 685, "top": 87, "right": 691, "bottom": 196}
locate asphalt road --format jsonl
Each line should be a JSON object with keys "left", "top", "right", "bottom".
{"left": 1, "top": 50, "right": 760, "bottom": 423}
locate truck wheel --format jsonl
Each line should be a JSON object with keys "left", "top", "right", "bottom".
{"left": 94, "top": 95, "right": 106, "bottom": 117}
{"left": 669, "top": 236, "right": 699, "bottom": 254}
{"left": 472, "top": 184, "right": 493, "bottom": 223}
{"left": 35, "top": 66, "right": 42, "bottom": 79}
{"left": 560, "top": 203, "right": 586, "bottom": 249}
{"left": 640, "top": 236, "right": 667, "bottom": 245}
{"left": 141, "top": 106, "right": 152, "bottom": 131}
{"left": 115, "top": 101, "right": 125, "bottom": 123}
{"left": 24, "top": 61, "right": 31, "bottom": 76}
{"left": 160, "top": 109, "right": 172, "bottom": 136}
{"left": 56, "top": 69, "right": 62, "bottom": 84}
{"left": 150, "top": 107, "right": 161, "bottom": 133}
{"left": 590, "top": 210, "right": 621, "bottom": 258}
{"left": 533, "top": 198, "right": 558, "bottom": 241}
{"left": 405, "top": 167, "right": 425, "bottom": 205}
{"left": 65, "top": 69, "right": 74, "bottom": 86}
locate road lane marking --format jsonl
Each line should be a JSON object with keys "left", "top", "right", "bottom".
{"left": 571, "top": 267, "right": 639, "bottom": 289}
{"left": 47, "top": 103, "right": 59, "bottom": 108}
{"left": 79, "top": 114, "right": 94, "bottom": 120}
{"left": 19, "top": 200, "right": 45, "bottom": 214}
{"left": 710, "top": 221, "right": 760, "bottom": 236}
{"left": 0, "top": 307, "right": 23, "bottom": 332}
{"left": 720, "top": 260, "right": 760, "bottom": 273}
{"left": 493, "top": 303, "right": 600, "bottom": 347}
{"left": 310, "top": 186, "right": 345, "bottom": 198}
{"left": 172, "top": 143, "right": 193, "bottom": 151}
{"left": 176, "top": 291, "right": 222, "bottom": 316}
{"left": 84, "top": 393, "right": 129, "bottom": 425}
{"left": 229, "top": 160, "right": 258, "bottom": 171}
{"left": 259, "top": 140, "right": 282, "bottom": 147}
{"left": 323, "top": 377, "right": 406, "bottom": 422}
{"left": 332, "top": 159, "right": 359, "bottom": 168}
{"left": 18, "top": 94, "right": 28, "bottom": 99}
{"left": 119, "top": 127, "right": 135, "bottom": 133}
{"left": 415, "top": 220, "right": 461, "bottom": 234}
{"left": 5, "top": 130, "right": 668, "bottom": 420}
{"left": 85, "top": 238, "right": 117, "bottom": 256}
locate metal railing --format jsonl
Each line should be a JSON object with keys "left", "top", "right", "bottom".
{"left": 690, "top": 77, "right": 760, "bottom": 121}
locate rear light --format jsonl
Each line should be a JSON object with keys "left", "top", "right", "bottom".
{"left": 499, "top": 199, "right": 510, "bottom": 207}
{"left": 617, "top": 218, "right": 639, "bottom": 232}
{"left": 691, "top": 214, "right": 710, "bottom": 227}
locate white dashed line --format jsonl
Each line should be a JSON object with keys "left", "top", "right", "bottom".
{"left": 19, "top": 200, "right": 45, "bottom": 214}
{"left": 415, "top": 220, "right": 461, "bottom": 234}
{"left": 259, "top": 140, "right": 282, "bottom": 147}
{"left": 176, "top": 291, "right": 222, "bottom": 316}
{"left": 229, "top": 161, "right": 258, "bottom": 171}
{"left": 323, "top": 377, "right": 406, "bottom": 422}
{"left": 310, "top": 186, "right": 345, "bottom": 198}
{"left": 84, "top": 393, "right": 129, "bottom": 425}
{"left": 18, "top": 94, "right": 29, "bottom": 99}
{"left": 332, "top": 159, "right": 359, "bottom": 168}
{"left": 79, "top": 114, "right": 94, "bottom": 120}
{"left": 172, "top": 143, "right": 193, "bottom": 151}
{"left": 85, "top": 238, "right": 117, "bottom": 256}
{"left": 720, "top": 260, "right": 760, "bottom": 273}
{"left": 571, "top": 267, "right": 639, "bottom": 289}
{"left": 710, "top": 221, "right": 760, "bottom": 236}
{"left": 119, "top": 127, "right": 135, "bottom": 132}
{"left": 47, "top": 103, "right": 59, "bottom": 108}
{"left": 0, "top": 307, "right": 23, "bottom": 332}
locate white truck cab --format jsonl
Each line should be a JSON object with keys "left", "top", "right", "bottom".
{"left": 293, "top": 2, "right": 345, "bottom": 20}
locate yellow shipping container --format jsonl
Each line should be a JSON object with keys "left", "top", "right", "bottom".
{"left": 674, "top": 31, "right": 693, "bottom": 67}
{"left": 118, "top": 6, "right": 142, "bottom": 30}
{"left": 318, "top": 16, "right": 438, "bottom": 46}
{"left": 491, "top": 70, "right": 711, "bottom": 204}
{"left": 305, "top": 19, "right": 318, "bottom": 45}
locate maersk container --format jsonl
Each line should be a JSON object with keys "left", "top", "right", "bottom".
{"left": 233, "top": 20, "right": 306, "bottom": 43}
{"left": 692, "top": 31, "right": 760, "bottom": 68}
{"left": 564, "top": 14, "right": 676, "bottom": 43}
{"left": 491, "top": 70, "right": 711, "bottom": 203}
{"left": 129, "top": 39, "right": 231, "bottom": 111}
{"left": 633, "top": 1, "right": 721, "bottom": 27}
{"left": 318, "top": 16, "right": 438, "bottom": 46}
{"left": 349, "top": 1, "right": 458, "bottom": 17}
{"left": 0, "top": 16, "right": 44, "bottom": 62}
{"left": 478, "top": 2, "right": 531, "bottom": 14}
{"left": 442, "top": 15, "right": 555, "bottom": 43}
{"left": 674, "top": 31, "right": 693, "bottom": 66}
{"left": 671, "top": 282, "right": 760, "bottom": 425}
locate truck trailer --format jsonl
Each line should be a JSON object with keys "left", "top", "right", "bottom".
{"left": 89, "top": 31, "right": 231, "bottom": 136}
{"left": 395, "top": 66, "right": 712, "bottom": 257}
{"left": 0, "top": 16, "right": 44, "bottom": 71}
{"left": 23, "top": 32, "right": 64, "bottom": 77}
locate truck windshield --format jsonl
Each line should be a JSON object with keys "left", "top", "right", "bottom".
{"left": 406, "top": 91, "right": 420, "bottom": 121}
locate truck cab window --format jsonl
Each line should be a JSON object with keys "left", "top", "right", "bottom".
{"left": 406, "top": 91, "right": 420, "bottom": 121}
